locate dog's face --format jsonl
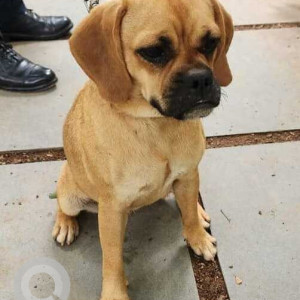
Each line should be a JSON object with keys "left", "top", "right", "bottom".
{"left": 70, "top": 0, "right": 233, "bottom": 120}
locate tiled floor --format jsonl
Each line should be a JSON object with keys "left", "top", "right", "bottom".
{"left": 0, "top": 40, "right": 86, "bottom": 151}
{"left": 0, "top": 162, "right": 198, "bottom": 300}
{"left": 220, "top": 0, "right": 300, "bottom": 25}
{"left": 200, "top": 142, "right": 300, "bottom": 300}
{"left": 203, "top": 28, "right": 300, "bottom": 137}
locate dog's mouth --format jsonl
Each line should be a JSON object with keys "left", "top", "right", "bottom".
{"left": 176, "top": 100, "right": 217, "bottom": 120}
{"left": 150, "top": 93, "right": 220, "bottom": 120}
{"left": 150, "top": 74, "right": 221, "bottom": 120}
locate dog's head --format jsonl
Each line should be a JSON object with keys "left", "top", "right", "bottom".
{"left": 70, "top": 0, "right": 233, "bottom": 120}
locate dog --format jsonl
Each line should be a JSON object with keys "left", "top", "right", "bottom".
{"left": 52, "top": 0, "right": 233, "bottom": 299}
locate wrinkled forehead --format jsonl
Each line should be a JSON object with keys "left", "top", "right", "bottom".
{"left": 122, "top": 0, "right": 219, "bottom": 48}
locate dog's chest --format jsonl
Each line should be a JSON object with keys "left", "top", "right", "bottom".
{"left": 114, "top": 124, "right": 204, "bottom": 208}
{"left": 115, "top": 156, "right": 191, "bottom": 209}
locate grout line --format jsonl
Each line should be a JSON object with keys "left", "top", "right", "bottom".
{"left": 234, "top": 22, "right": 300, "bottom": 31}
{"left": 0, "top": 148, "right": 65, "bottom": 165}
{"left": 206, "top": 129, "right": 300, "bottom": 149}
{"left": 189, "top": 193, "right": 231, "bottom": 300}
{"left": 0, "top": 130, "right": 299, "bottom": 165}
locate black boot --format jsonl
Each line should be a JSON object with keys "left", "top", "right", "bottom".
{"left": 0, "top": 40, "right": 57, "bottom": 92}
{"left": 1, "top": 9, "right": 73, "bottom": 41}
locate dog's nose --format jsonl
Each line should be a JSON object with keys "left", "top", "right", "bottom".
{"left": 166, "top": 67, "right": 220, "bottom": 118}
{"left": 183, "top": 68, "right": 213, "bottom": 92}
{"left": 173, "top": 68, "right": 220, "bottom": 107}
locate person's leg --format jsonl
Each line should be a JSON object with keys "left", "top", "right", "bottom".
{"left": 0, "top": 30, "right": 57, "bottom": 92}
{"left": 0, "top": 0, "right": 26, "bottom": 27}
{"left": 0, "top": 0, "right": 73, "bottom": 41}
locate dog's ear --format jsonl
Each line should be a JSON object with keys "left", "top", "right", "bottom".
{"left": 211, "top": 0, "right": 234, "bottom": 86}
{"left": 69, "top": 1, "right": 132, "bottom": 102}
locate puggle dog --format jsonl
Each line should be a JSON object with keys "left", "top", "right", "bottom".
{"left": 52, "top": 0, "right": 233, "bottom": 299}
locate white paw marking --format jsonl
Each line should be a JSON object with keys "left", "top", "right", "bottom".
{"left": 191, "top": 231, "right": 217, "bottom": 261}
{"left": 52, "top": 213, "right": 79, "bottom": 246}
{"left": 198, "top": 203, "right": 211, "bottom": 228}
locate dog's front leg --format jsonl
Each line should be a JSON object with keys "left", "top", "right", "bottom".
{"left": 173, "top": 168, "right": 217, "bottom": 261}
{"left": 98, "top": 199, "right": 130, "bottom": 300}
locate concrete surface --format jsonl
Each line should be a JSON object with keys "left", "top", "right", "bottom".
{"left": 220, "top": 0, "right": 300, "bottom": 25}
{"left": 25, "top": 0, "right": 300, "bottom": 27}
{"left": 200, "top": 142, "right": 300, "bottom": 300}
{"left": 1, "top": 28, "right": 299, "bottom": 151}
{"left": 0, "top": 40, "right": 87, "bottom": 151}
{"left": 0, "top": 162, "right": 198, "bottom": 300}
{"left": 203, "top": 28, "right": 300, "bottom": 137}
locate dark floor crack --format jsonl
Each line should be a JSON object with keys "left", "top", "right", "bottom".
{"left": 234, "top": 22, "right": 300, "bottom": 31}
{"left": 0, "top": 130, "right": 299, "bottom": 165}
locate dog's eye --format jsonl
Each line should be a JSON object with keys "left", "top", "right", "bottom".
{"left": 137, "top": 46, "right": 168, "bottom": 65}
{"left": 199, "top": 36, "right": 220, "bottom": 56}
{"left": 140, "top": 46, "right": 164, "bottom": 59}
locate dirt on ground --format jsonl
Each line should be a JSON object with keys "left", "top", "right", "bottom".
{"left": 1, "top": 130, "right": 299, "bottom": 165}
{"left": 234, "top": 21, "right": 300, "bottom": 31}
{"left": 190, "top": 249, "right": 229, "bottom": 300}
{"left": 206, "top": 130, "right": 300, "bottom": 149}
{"left": 0, "top": 148, "right": 65, "bottom": 165}
{"left": 191, "top": 195, "right": 230, "bottom": 300}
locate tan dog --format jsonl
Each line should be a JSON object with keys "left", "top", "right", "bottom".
{"left": 52, "top": 0, "right": 233, "bottom": 299}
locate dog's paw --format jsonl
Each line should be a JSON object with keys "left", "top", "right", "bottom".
{"left": 186, "top": 229, "right": 217, "bottom": 261}
{"left": 198, "top": 203, "right": 211, "bottom": 228}
{"left": 52, "top": 211, "right": 79, "bottom": 246}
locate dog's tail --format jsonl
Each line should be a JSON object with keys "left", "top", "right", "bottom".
{"left": 49, "top": 192, "right": 57, "bottom": 199}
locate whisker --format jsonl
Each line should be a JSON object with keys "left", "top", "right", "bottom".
{"left": 220, "top": 88, "right": 228, "bottom": 101}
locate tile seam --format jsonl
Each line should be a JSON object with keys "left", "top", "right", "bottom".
{"left": 1, "top": 129, "right": 299, "bottom": 165}
{"left": 234, "top": 22, "right": 300, "bottom": 31}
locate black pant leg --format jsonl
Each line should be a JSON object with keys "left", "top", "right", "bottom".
{"left": 0, "top": 0, "right": 26, "bottom": 29}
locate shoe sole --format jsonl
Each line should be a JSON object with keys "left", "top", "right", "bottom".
{"left": 2, "top": 23, "right": 73, "bottom": 41}
{"left": 0, "top": 77, "right": 58, "bottom": 92}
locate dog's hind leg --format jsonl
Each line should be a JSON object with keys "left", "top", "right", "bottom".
{"left": 52, "top": 162, "right": 92, "bottom": 246}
